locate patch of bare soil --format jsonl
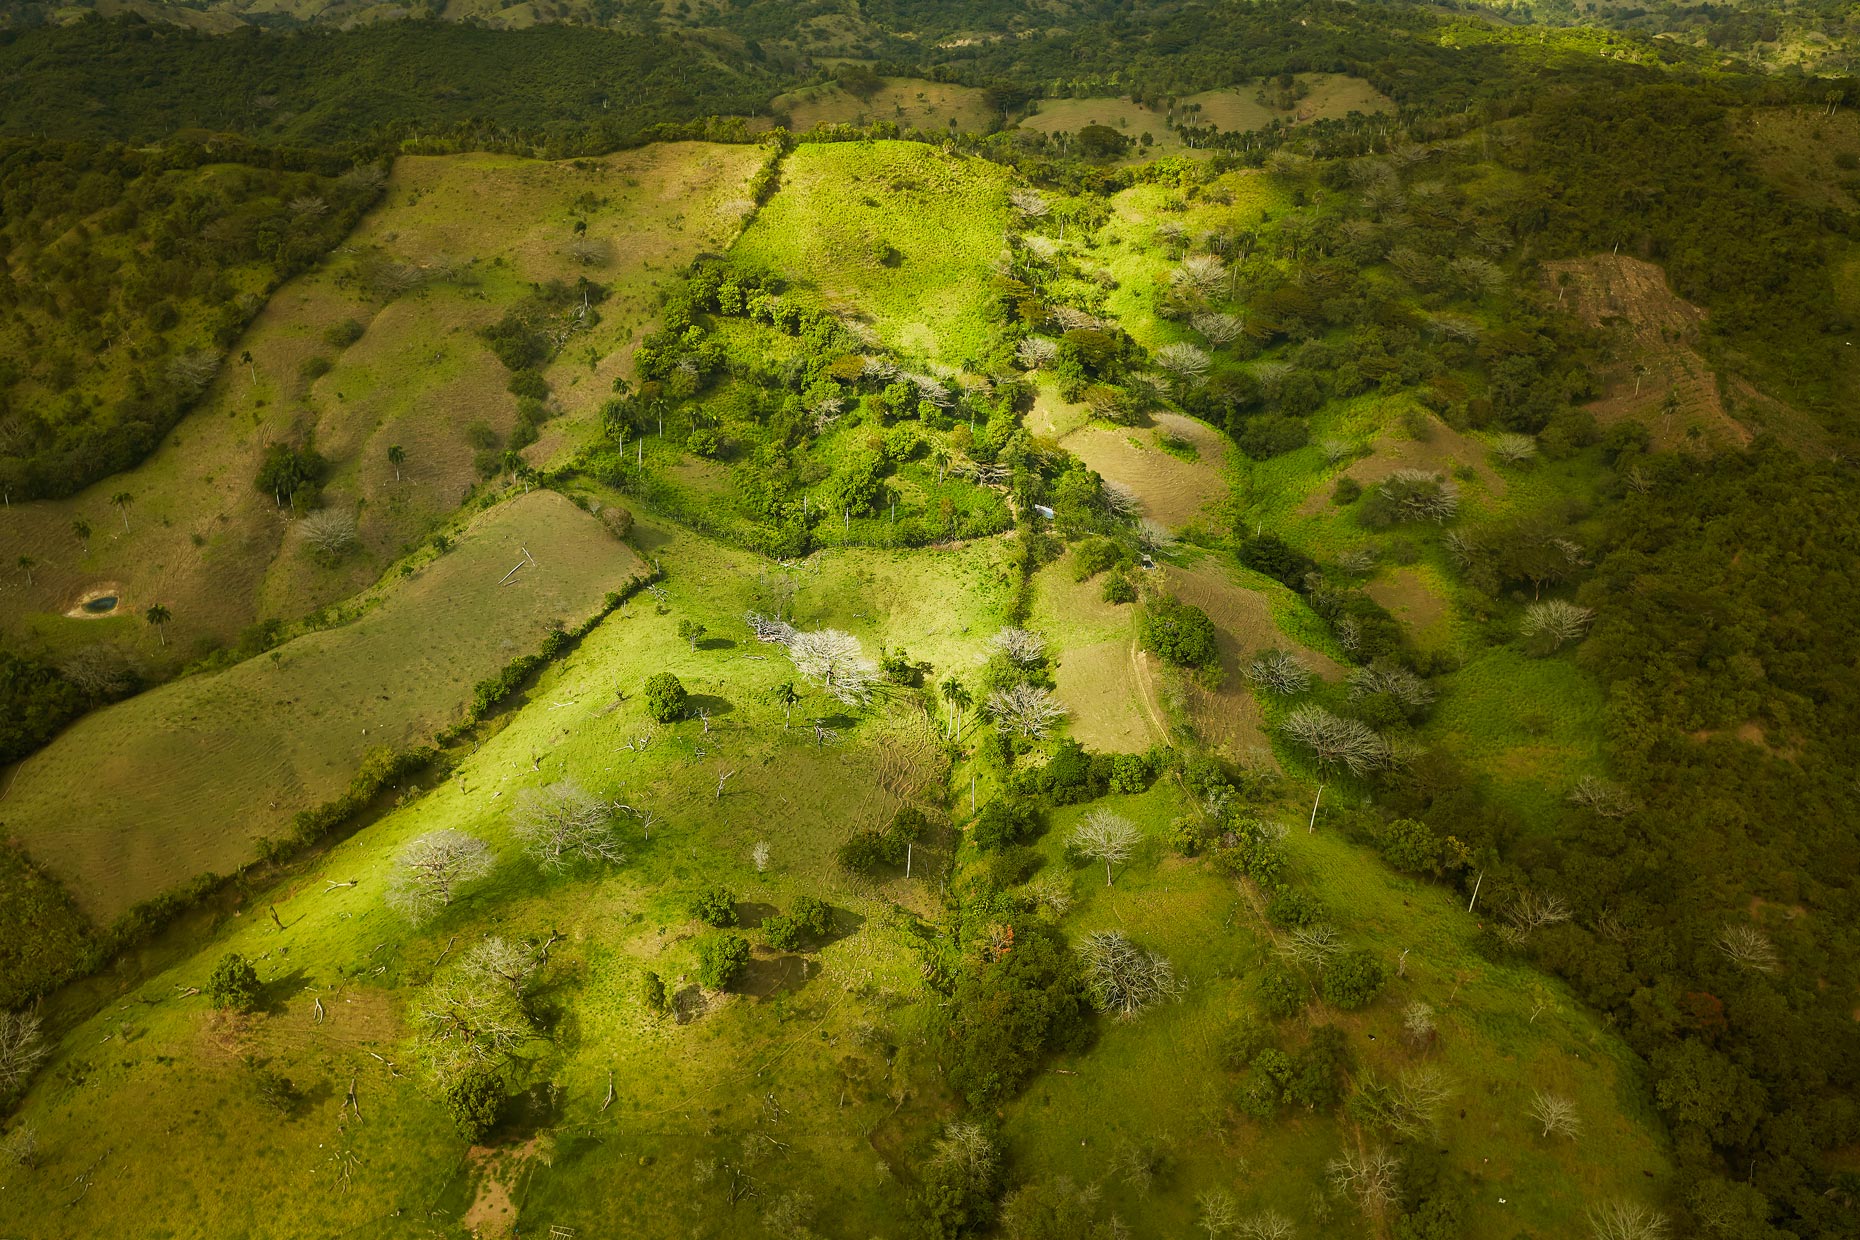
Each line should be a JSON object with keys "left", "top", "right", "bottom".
{"left": 1542, "top": 254, "right": 1753, "bottom": 452}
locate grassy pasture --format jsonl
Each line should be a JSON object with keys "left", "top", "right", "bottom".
{"left": 0, "top": 518, "right": 1030, "bottom": 1240}
{"left": 730, "top": 141, "right": 1010, "bottom": 366}
{"left": 996, "top": 780, "right": 1669, "bottom": 1236}
{"left": 1018, "top": 97, "right": 1186, "bottom": 156}
{"left": 0, "top": 142, "right": 759, "bottom": 661}
{"left": 772, "top": 77, "right": 996, "bottom": 133}
{"left": 1180, "top": 74, "right": 1394, "bottom": 132}
{"left": 1, "top": 489, "right": 640, "bottom": 921}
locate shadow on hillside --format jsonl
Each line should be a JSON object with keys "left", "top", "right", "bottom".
{"left": 733, "top": 900, "right": 778, "bottom": 929}
{"left": 261, "top": 968, "right": 315, "bottom": 1013}
{"left": 738, "top": 952, "right": 821, "bottom": 998}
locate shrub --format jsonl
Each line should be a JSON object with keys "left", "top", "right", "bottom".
{"left": 689, "top": 886, "right": 737, "bottom": 927}
{"left": 1332, "top": 476, "right": 1363, "bottom": 505}
{"left": 762, "top": 913, "right": 802, "bottom": 951}
{"left": 1102, "top": 572, "right": 1137, "bottom": 604}
{"left": 206, "top": 952, "right": 262, "bottom": 1011}
{"left": 324, "top": 318, "right": 365, "bottom": 349}
{"left": 838, "top": 808, "right": 927, "bottom": 873}
{"left": 298, "top": 355, "right": 333, "bottom": 382}
{"left": 1140, "top": 595, "right": 1219, "bottom": 668}
{"left": 639, "top": 970, "right": 668, "bottom": 1016}
{"left": 644, "top": 672, "right": 688, "bottom": 722}
{"left": 444, "top": 1066, "right": 506, "bottom": 1142}
{"left": 507, "top": 368, "right": 548, "bottom": 400}
{"left": 1267, "top": 889, "right": 1322, "bottom": 929}
{"left": 695, "top": 933, "right": 750, "bottom": 990}
{"left": 1072, "top": 536, "right": 1124, "bottom": 581}
{"left": 790, "top": 894, "right": 833, "bottom": 938}
{"left": 1258, "top": 966, "right": 1304, "bottom": 1019}
{"left": 1108, "top": 751, "right": 1155, "bottom": 793}
{"left": 1322, "top": 949, "right": 1388, "bottom": 1010}
{"left": 971, "top": 796, "right": 1041, "bottom": 851}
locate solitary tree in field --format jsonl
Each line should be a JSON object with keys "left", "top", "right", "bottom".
{"left": 387, "top": 444, "right": 406, "bottom": 482}
{"left": 787, "top": 629, "right": 880, "bottom": 706}
{"left": 1078, "top": 930, "right": 1182, "bottom": 1019}
{"left": 1072, "top": 809, "right": 1140, "bottom": 887}
{"left": 15, "top": 556, "right": 34, "bottom": 587}
{"left": 1529, "top": 1090, "right": 1581, "bottom": 1139}
{"left": 144, "top": 603, "right": 171, "bottom": 647}
{"left": 1587, "top": 1201, "right": 1669, "bottom": 1240}
{"left": 985, "top": 682, "right": 1065, "bottom": 740}
{"left": 1195, "top": 1189, "right": 1241, "bottom": 1239}
{"left": 72, "top": 518, "right": 90, "bottom": 553}
{"left": 389, "top": 830, "right": 496, "bottom": 921}
{"left": 1328, "top": 1145, "right": 1401, "bottom": 1218}
{"left": 677, "top": 619, "right": 707, "bottom": 651}
{"left": 112, "top": 491, "right": 133, "bottom": 531}
{"left": 513, "top": 780, "right": 623, "bottom": 873}
{"left": 1280, "top": 705, "right": 1386, "bottom": 775}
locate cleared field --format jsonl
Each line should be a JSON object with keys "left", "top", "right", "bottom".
{"left": 731, "top": 141, "right": 1010, "bottom": 365}
{"left": 1541, "top": 253, "right": 1753, "bottom": 451}
{"left": 1735, "top": 105, "right": 1860, "bottom": 213}
{"left": 1, "top": 490, "right": 641, "bottom": 920}
{"left": 1018, "top": 96, "right": 1186, "bottom": 156}
{"left": 1181, "top": 73, "right": 1393, "bottom": 132}
{"left": 0, "top": 142, "right": 760, "bottom": 660}
{"left": 1055, "top": 411, "right": 1230, "bottom": 532}
{"left": 772, "top": 77, "right": 995, "bottom": 133}
{"left": 1365, "top": 562, "right": 1455, "bottom": 650}
{"left": 1296, "top": 406, "right": 1506, "bottom": 516}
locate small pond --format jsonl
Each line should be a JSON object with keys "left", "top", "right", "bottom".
{"left": 81, "top": 595, "right": 118, "bottom": 614}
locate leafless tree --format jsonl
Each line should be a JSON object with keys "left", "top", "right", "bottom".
{"left": 1568, "top": 776, "right": 1640, "bottom": 819}
{"left": 414, "top": 970, "right": 531, "bottom": 1081}
{"left": 1191, "top": 312, "right": 1243, "bottom": 346}
{"left": 388, "top": 830, "right": 495, "bottom": 921}
{"left": 1079, "top": 931, "right": 1183, "bottom": 1019}
{"left": 1529, "top": 1089, "right": 1581, "bottom": 1139}
{"left": 1587, "top": 1201, "right": 1669, "bottom": 1240}
{"left": 1337, "top": 546, "right": 1379, "bottom": 575}
{"left": 61, "top": 644, "right": 133, "bottom": 697}
{"left": 1348, "top": 665, "right": 1435, "bottom": 712}
{"left": 1320, "top": 437, "right": 1355, "bottom": 465}
{"left": 1491, "top": 432, "right": 1538, "bottom": 465}
{"left": 1521, "top": 599, "right": 1595, "bottom": 651}
{"left": 1282, "top": 923, "right": 1344, "bottom": 969}
{"left": 167, "top": 348, "right": 223, "bottom": 396}
{"left": 1, "top": 1122, "right": 37, "bottom": 1168}
{"left": 1171, "top": 254, "right": 1227, "bottom": 299}
{"left": 1238, "top": 1210, "right": 1296, "bottom": 1240}
{"left": 568, "top": 236, "right": 613, "bottom": 267}
{"left": 787, "top": 629, "right": 880, "bottom": 706}
{"left": 1196, "top": 1189, "right": 1242, "bottom": 1239}
{"left": 1017, "top": 336, "right": 1060, "bottom": 370}
{"left": 1008, "top": 187, "right": 1051, "bottom": 219}
{"left": 1248, "top": 649, "right": 1313, "bottom": 696}
{"left": 459, "top": 936, "right": 540, "bottom": 999}
{"left": 987, "top": 682, "right": 1067, "bottom": 740}
{"left": 513, "top": 779, "right": 623, "bottom": 872}
{"left": 1280, "top": 705, "right": 1388, "bottom": 776}
{"left": 1718, "top": 924, "right": 1780, "bottom": 973}
{"left": 746, "top": 611, "right": 798, "bottom": 645}
{"left": 1155, "top": 342, "right": 1211, "bottom": 385}
{"left": 1402, "top": 1000, "right": 1437, "bottom": 1049}
{"left": 1378, "top": 468, "right": 1459, "bottom": 522}
{"left": 1073, "top": 810, "right": 1140, "bottom": 886}
{"left": 988, "top": 627, "right": 1047, "bottom": 667}
{"left": 1327, "top": 1145, "right": 1401, "bottom": 1217}
{"left": 752, "top": 841, "right": 771, "bottom": 873}
{"left": 1102, "top": 481, "right": 1141, "bottom": 518}
{"left": 1021, "top": 234, "right": 1060, "bottom": 264}
{"left": 298, "top": 508, "right": 359, "bottom": 559}
{"left": 288, "top": 195, "right": 329, "bottom": 221}
{"left": 1136, "top": 517, "right": 1177, "bottom": 553}
{"left": 1502, "top": 890, "right": 1573, "bottom": 940}
{"left": 0, "top": 1009, "right": 47, "bottom": 1094}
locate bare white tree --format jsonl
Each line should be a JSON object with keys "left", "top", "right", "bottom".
{"left": 987, "top": 682, "right": 1067, "bottom": 740}
{"left": 568, "top": 235, "right": 613, "bottom": 267}
{"left": 287, "top": 194, "right": 329, "bottom": 220}
{"left": 1403, "top": 1001, "right": 1437, "bottom": 1049}
{"left": 1569, "top": 776, "right": 1640, "bottom": 819}
{"left": 414, "top": 970, "right": 531, "bottom": 1081}
{"left": 1, "top": 1122, "right": 37, "bottom": 1168}
{"left": 1248, "top": 649, "right": 1313, "bottom": 696}
{"left": 0, "top": 1010, "right": 47, "bottom": 1094}
{"left": 1529, "top": 1090, "right": 1581, "bottom": 1139}
{"left": 60, "top": 644, "right": 133, "bottom": 697}
{"left": 1587, "top": 1201, "right": 1669, "bottom": 1240}
{"left": 166, "top": 348, "right": 223, "bottom": 396}
{"left": 1016, "top": 336, "right": 1060, "bottom": 370}
{"left": 752, "top": 841, "right": 771, "bottom": 873}
{"left": 1078, "top": 931, "right": 1183, "bottom": 1019}
{"left": 1238, "top": 1210, "right": 1296, "bottom": 1240}
{"left": 1171, "top": 254, "right": 1227, "bottom": 299}
{"left": 1521, "top": 599, "right": 1595, "bottom": 651}
{"left": 513, "top": 780, "right": 623, "bottom": 872}
{"left": 298, "top": 508, "right": 359, "bottom": 559}
{"left": 1718, "top": 924, "right": 1780, "bottom": 973}
{"left": 1196, "top": 1189, "right": 1242, "bottom": 1239}
{"left": 787, "top": 629, "right": 881, "bottom": 706}
{"left": 1327, "top": 1145, "right": 1401, "bottom": 1217}
{"left": 1348, "top": 665, "right": 1435, "bottom": 712}
{"left": 1102, "top": 481, "right": 1141, "bottom": 518}
{"left": 459, "top": 936, "right": 540, "bottom": 999}
{"left": 1191, "top": 312, "right": 1243, "bottom": 346}
{"left": 1137, "top": 517, "right": 1177, "bottom": 553}
{"left": 1155, "top": 342, "right": 1211, "bottom": 385}
{"left": 388, "top": 830, "right": 495, "bottom": 921}
{"left": 1282, "top": 923, "right": 1344, "bottom": 969}
{"left": 746, "top": 611, "right": 798, "bottom": 645}
{"left": 1280, "top": 705, "right": 1388, "bottom": 775}
{"left": 1009, "top": 187, "right": 1051, "bottom": 219}
{"left": 1502, "top": 890, "right": 1573, "bottom": 940}
{"left": 1490, "top": 432, "right": 1539, "bottom": 465}
{"left": 1378, "top": 468, "right": 1459, "bottom": 522}
{"left": 1072, "top": 809, "right": 1141, "bottom": 886}
{"left": 988, "top": 627, "right": 1047, "bottom": 667}
{"left": 1320, "top": 437, "right": 1355, "bottom": 465}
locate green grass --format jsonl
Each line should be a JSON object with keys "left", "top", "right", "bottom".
{"left": 730, "top": 141, "right": 1010, "bottom": 366}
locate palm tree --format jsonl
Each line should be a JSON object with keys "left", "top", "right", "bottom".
{"left": 112, "top": 492, "right": 133, "bottom": 532}
{"left": 940, "top": 675, "right": 972, "bottom": 741}
{"left": 145, "top": 603, "right": 171, "bottom": 647}
{"left": 16, "top": 555, "right": 35, "bottom": 586}
{"left": 72, "top": 518, "right": 90, "bottom": 553}
{"left": 772, "top": 680, "right": 801, "bottom": 728}
{"left": 387, "top": 444, "right": 406, "bottom": 482}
